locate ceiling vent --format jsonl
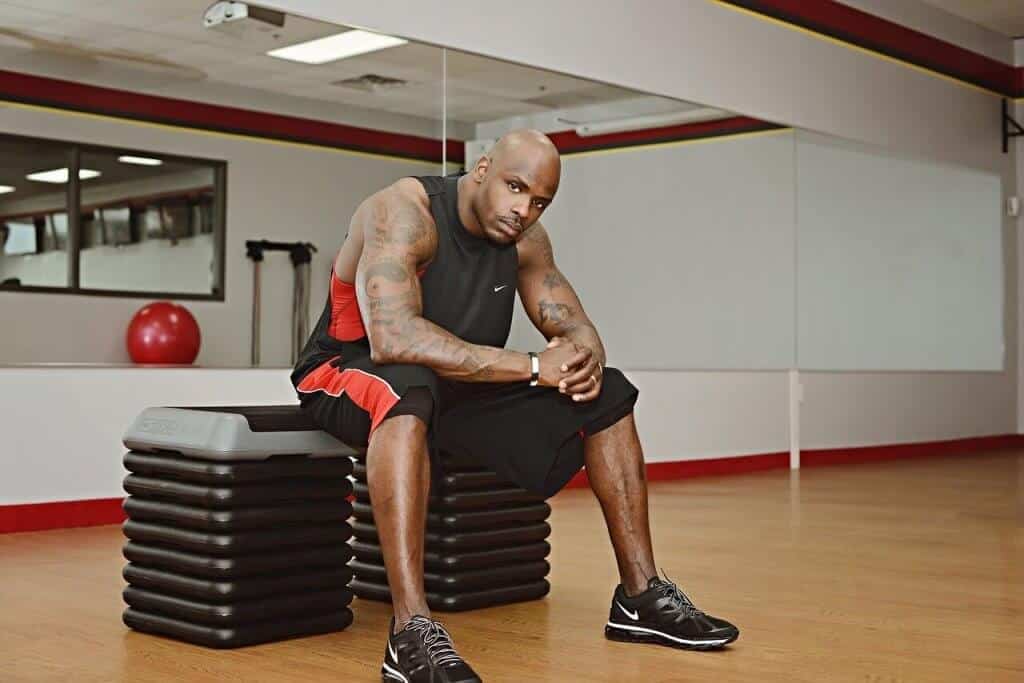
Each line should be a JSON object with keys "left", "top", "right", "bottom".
{"left": 332, "top": 74, "right": 409, "bottom": 92}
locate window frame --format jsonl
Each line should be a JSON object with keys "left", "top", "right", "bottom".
{"left": 0, "top": 132, "right": 228, "bottom": 302}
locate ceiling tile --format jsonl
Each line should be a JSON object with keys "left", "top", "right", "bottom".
{"left": 0, "top": 3, "right": 65, "bottom": 29}
{"left": 50, "top": 1, "right": 196, "bottom": 30}
{"left": 0, "top": 0, "right": 97, "bottom": 14}
{"left": 0, "top": 0, "right": 673, "bottom": 127}
{"left": 86, "top": 28, "right": 187, "bottom": 54}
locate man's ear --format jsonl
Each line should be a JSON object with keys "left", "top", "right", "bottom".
{"left": 473, "top": 156, "right": 490, "bottom": 182}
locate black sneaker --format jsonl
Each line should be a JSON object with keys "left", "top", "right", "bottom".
{"left": 382, "top": 615, "right": 482, "bottom": 682}
{"left": 605, "top": 571, "right": 739, "bottom": 651}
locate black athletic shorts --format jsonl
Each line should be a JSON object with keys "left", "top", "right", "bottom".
{"left": 295, "top": 339, "right": 639, "bottom": 498}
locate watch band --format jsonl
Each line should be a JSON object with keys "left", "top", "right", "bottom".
{"left": 528, "top": 352, "right": 540, "bottom": 386}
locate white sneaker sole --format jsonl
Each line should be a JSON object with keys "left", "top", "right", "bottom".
{"left": 605, "top": 620, "right": 738, "bottom": 650}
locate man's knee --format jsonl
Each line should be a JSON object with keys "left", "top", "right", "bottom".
{"left": 582, "top": 367, "right": 639, "bottom": 437}
{"left": 600, "top": 367, "right": 632, "bottom": 394}
{"left": 379, "top": 386, "right": 435, "bottom": 433}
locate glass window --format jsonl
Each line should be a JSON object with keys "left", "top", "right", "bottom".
{"left": 0, "top": 134, "right": 224, "bottom": 299}
{"left": 0, "top": 137, "right": 73, "bottom": 288}
{"left": 78, "top": 150, "right": 219, "bottom": 296}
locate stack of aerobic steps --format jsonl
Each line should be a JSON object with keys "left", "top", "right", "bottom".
{"left": 349, "top": 451, "right": 553, "bottom": 611}
{"left": 119, "top": 406, "right": 358, "bottom": 648}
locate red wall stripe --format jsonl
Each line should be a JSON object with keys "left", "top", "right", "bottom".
{"left": 0, "top": 69, "right": 464, "bottom": 163}
{"left": 719, "top": 0, "right": 1023, "bottom": 97}
{"left": 562, "top": 433, "right": 1024, "bottom": 489}
{"left": 0, "top": 497, "right": 126, "bottom": 534}
{"left": 548, "top": 116, "right": 786, "bottom": 154}
{"left": 3, "top": 434, "right": 1022, "bottom": 534}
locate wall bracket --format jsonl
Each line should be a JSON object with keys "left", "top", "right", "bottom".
{"left": 1004, "top": 98, "right": 1023, "bottom": 154}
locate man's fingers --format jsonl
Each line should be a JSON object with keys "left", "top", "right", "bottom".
{"left": 560, "top": 346, "right": 592, "bottom": 373}
{"left": 559, "top": 358, "right": 601, "bottom": 393}
{"left": 571, "top": 379, "right": 602, "bottom": 403}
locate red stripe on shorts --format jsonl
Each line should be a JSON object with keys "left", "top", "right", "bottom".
{"left": 297, "top": 358, "right": 402, "bottom": 433}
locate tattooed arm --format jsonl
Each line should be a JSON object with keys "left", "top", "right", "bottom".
{"left": 354, "top": 180, "right": 571, "bottom": 385}
{"left": 516, "top": 221, "right": 606, "bottom": 401}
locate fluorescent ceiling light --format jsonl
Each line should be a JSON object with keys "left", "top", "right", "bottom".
{"left": 0, "top": 185, "right": 14, "bottom": 194}
{"left": 575, "top": 107, "right": 732, "bottom": 137}
{"left": 118, "top": 155, "right": 163, "bottom": 166}
{"left": 267, "top": 29, "right": 407, "bottom": 65}
{"left": 26, "top": 168, "right": 102, "bottom": 184}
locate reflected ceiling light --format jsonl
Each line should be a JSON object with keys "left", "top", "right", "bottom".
{"left": 0, "top": 185, "right": 14, "bottom": 194}
{"left": 574, "top": 107, "right": 732, "bottom": 137}
{"left": 26, "top": 168, "right": 101, "bottom": 183}
{"left": 267, "top": 29, "right": 407, "bottom": 64}
{"left": 118, "top": 155, "right": 163, "bottom": 166}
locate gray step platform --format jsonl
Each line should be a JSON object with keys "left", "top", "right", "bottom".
{"left": 122, "top": 405, "right": 357, "bottom": 460}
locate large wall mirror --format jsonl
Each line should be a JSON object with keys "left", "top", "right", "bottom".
{"left": 0, "top": 5, "right": 1007, "bottom": 371}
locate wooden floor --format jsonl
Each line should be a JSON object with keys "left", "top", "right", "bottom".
{"left": 2, "top": 451, "right": 1022, "bottom": 682}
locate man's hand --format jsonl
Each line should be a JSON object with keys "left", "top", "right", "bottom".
{"left": 545, "top": 336, "right": 603, "bottom": 402}
{"left": 537, "top": 341, "right": 588, "bottom": 389}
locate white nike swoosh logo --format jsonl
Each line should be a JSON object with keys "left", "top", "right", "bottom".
{"left": 493, "top": 284, "right": 509, "bottom": 292}
{"left": 616, "top": 600, "right": 639, "bottom": 621}
{"left": 388, "top": 640, "right": 399, "bottom": 662}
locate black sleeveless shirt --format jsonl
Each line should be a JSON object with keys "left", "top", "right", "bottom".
{"left": 291, "top": 172, "right": 519, "bottom": 386}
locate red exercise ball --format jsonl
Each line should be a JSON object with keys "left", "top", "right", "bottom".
{"left": 126, "top": 301, "right": 201, "bottom": 365}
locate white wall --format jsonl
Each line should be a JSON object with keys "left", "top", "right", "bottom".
{"left": 0, "top": 101, "right": 440, "bottom": 367}
{"left": 506, "top": 129, "right": 798, "bottom": 370}
{"left": 0, "top": 367, "right": 298, "bottom": 505}
{"left": 0, "top": 366, "right": 791, "bottom": 505}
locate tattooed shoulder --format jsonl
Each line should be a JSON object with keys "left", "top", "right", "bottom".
{"left": 362, "top": 182, "right": 438, "bottom": 260}
{"left": 519, "top": 222, "right": 554, "bottom": 267}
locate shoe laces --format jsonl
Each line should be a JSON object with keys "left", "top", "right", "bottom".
{"left": 403, "top": 616, "right": 465, "bottom": 667}
{"left": 654, "top": 568, "right": 705, "bottom": 619}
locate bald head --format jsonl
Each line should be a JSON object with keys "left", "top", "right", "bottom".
{"left": 462, "top": 129, "right": 561, "bottom": 245}
{"left": 488, "top": 129, "right": 560, "bottom": 174}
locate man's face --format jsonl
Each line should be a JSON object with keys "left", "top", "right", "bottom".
{"left": 475, "top": 155, "right": 559, "bottom": 245}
